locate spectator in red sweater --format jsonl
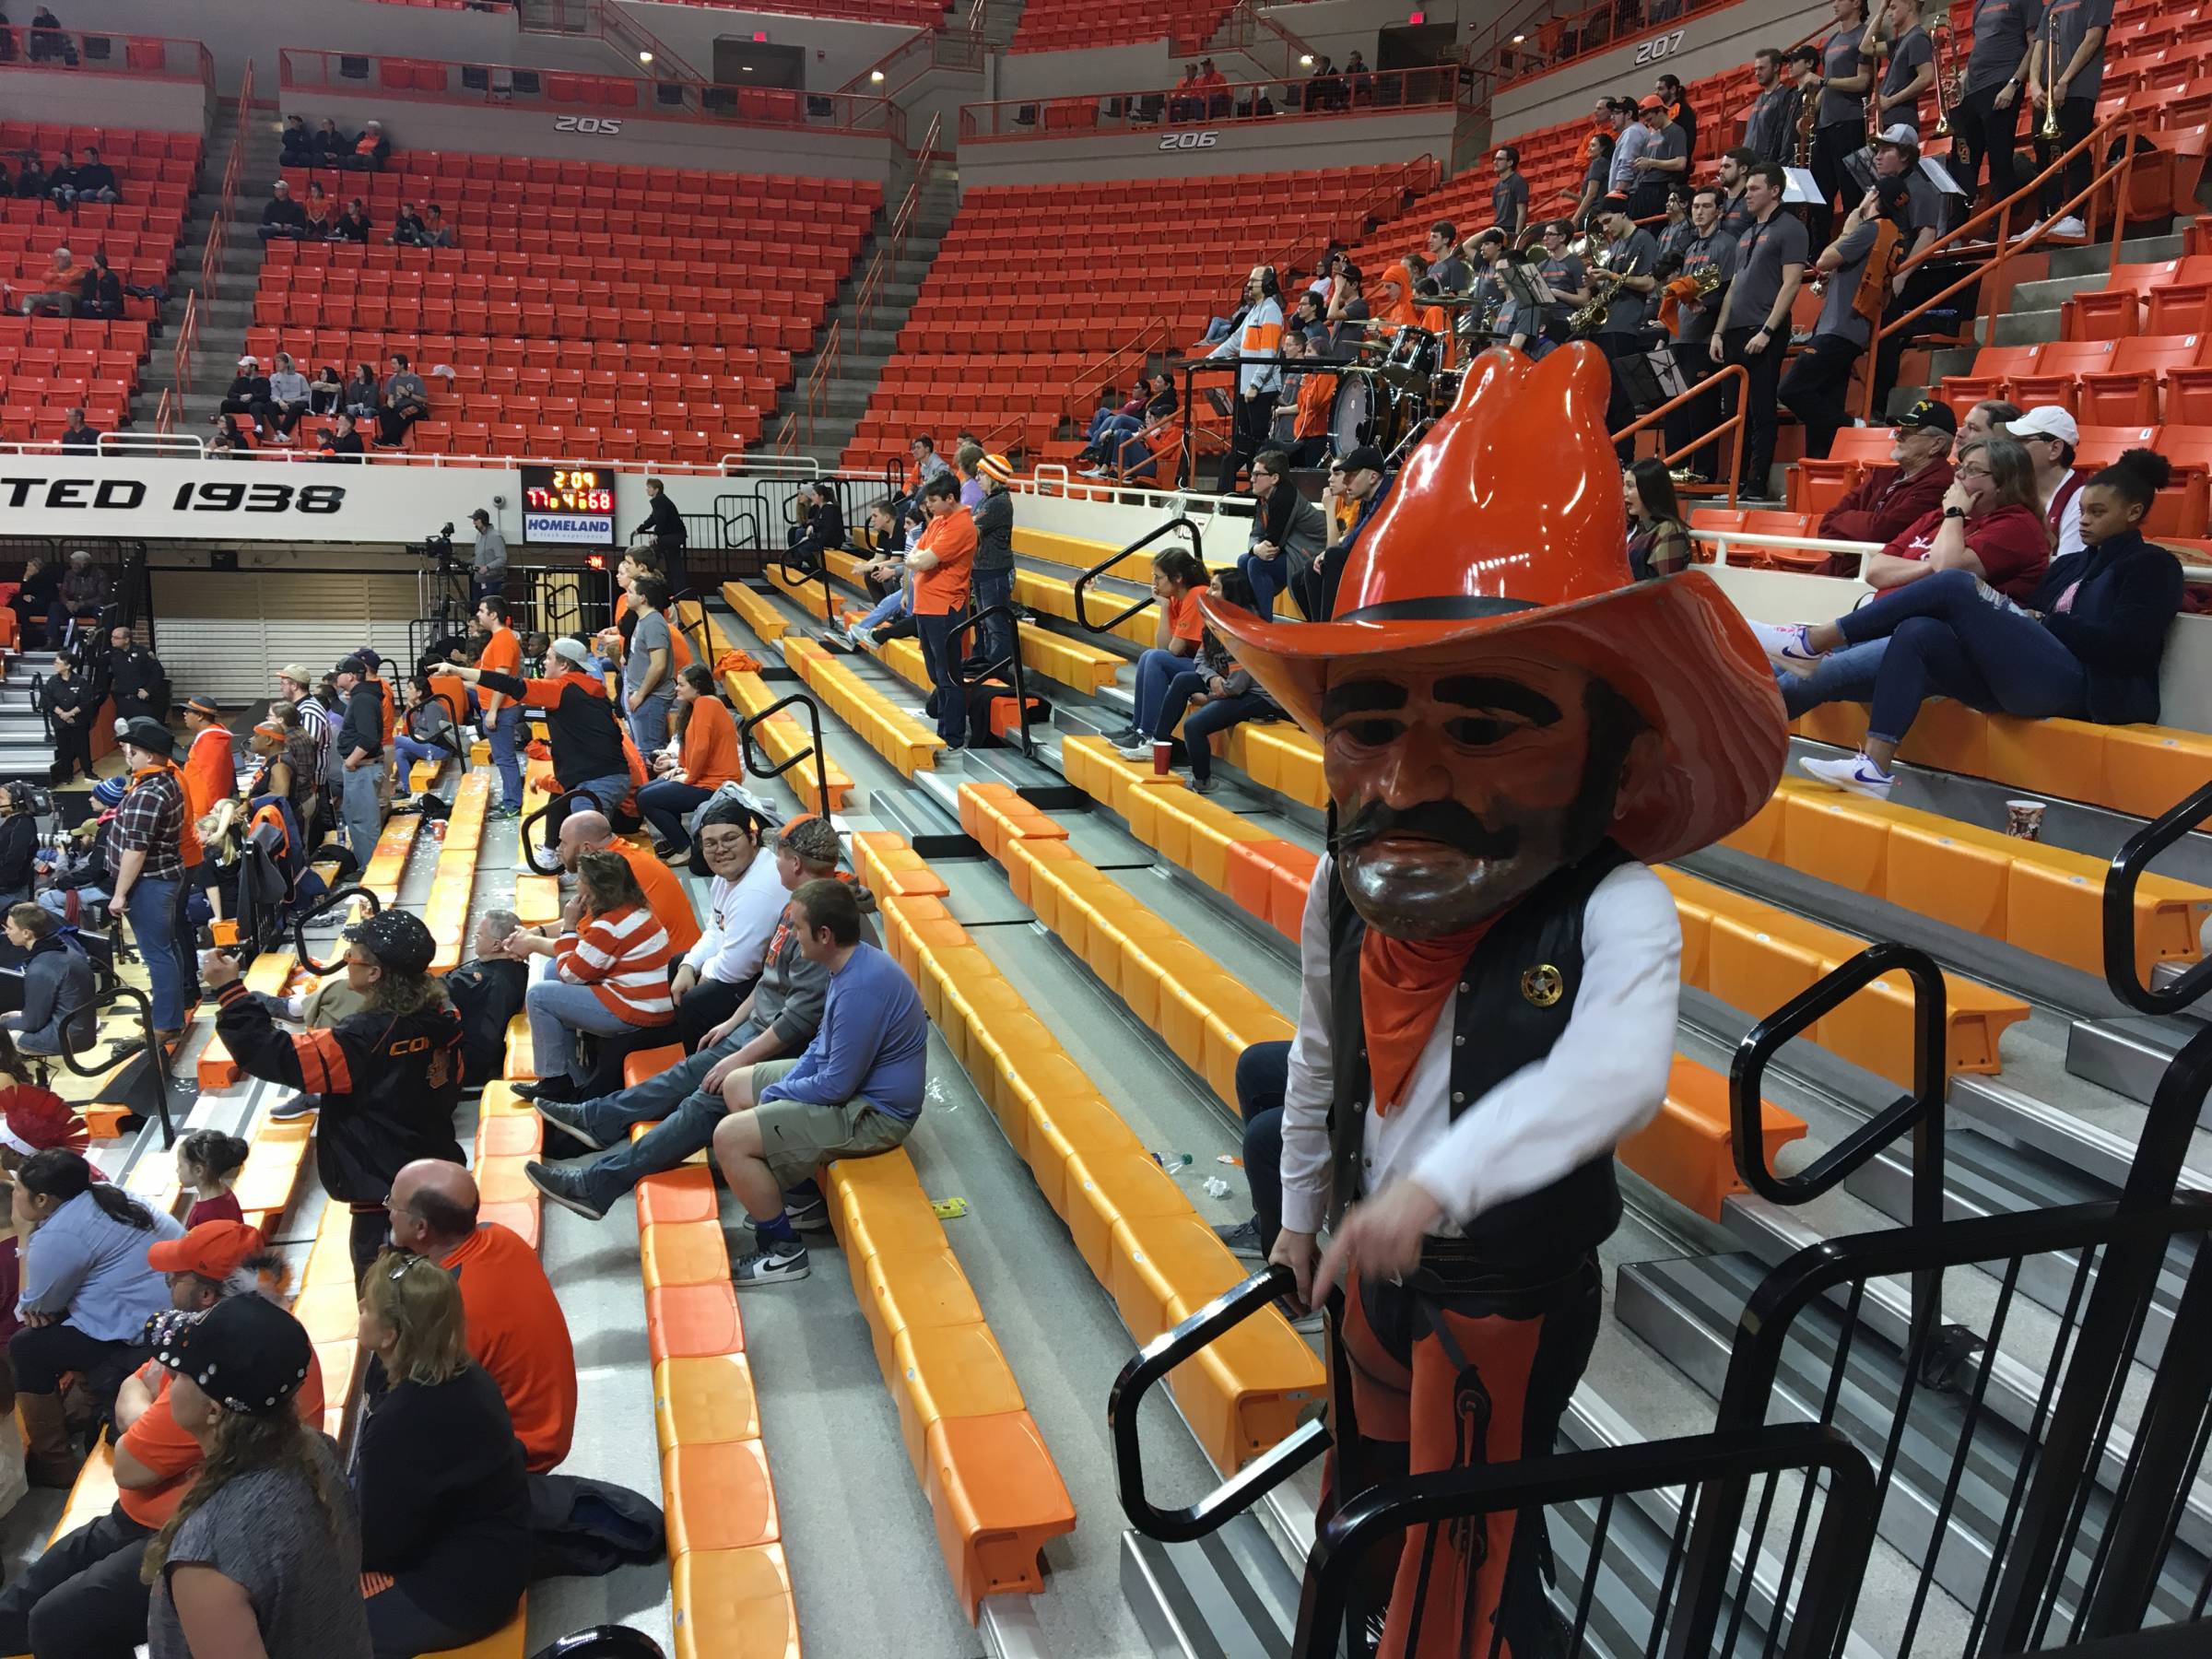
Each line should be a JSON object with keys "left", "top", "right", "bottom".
{"left": 1816, "top": 396, "right": 1958, "bottom": 572}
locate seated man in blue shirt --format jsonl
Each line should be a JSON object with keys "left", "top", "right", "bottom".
{"left": 712, "top": 877, "right": 928, "bottom": 1285}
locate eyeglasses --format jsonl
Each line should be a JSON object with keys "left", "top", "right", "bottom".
{"left": 1956, "top": 464, "right": 1993, "bottom": 479}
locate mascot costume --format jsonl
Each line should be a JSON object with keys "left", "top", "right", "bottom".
{"left": 1202, "top": 342, "right": 1788, "bottom": 1656}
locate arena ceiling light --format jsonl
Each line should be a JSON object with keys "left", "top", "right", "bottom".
{"left": 870, "top": 69, "right": 886, "bottom": 82}
{"left": 1299, "top": 53, "right": 1313, "bottom": 65}
{"left": 638, "top": 49, "right": 654, "bottom": 64}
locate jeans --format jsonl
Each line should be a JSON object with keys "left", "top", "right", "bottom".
{"left": 1777, "top": 639, "right": 1888, "bottom": 720}
{"left": 1179, "top": 693, "right": 1277, "bottom": 783}
{"left": 856, "top": 585, "right": 911, "bottom": 637}
{"left": 124, "top": 874, "right": 190, "bottom": 1030}
{"left": 487, "top": 702, "right": 524, "bottom": 807}
{"left": 1130, "top": 647, "right": 1187, "bottom": 735}
{"left": 1237, "top": 548, "right": 1303, "bottom": 622}
{"left": 0, "top": 1501, "right": 154, "bottom": 1659}
{"left": 394, "top": 733, "right": 445, "bottom": 776}
{"left": 1835, "top": 569, "right": 2089, "bottom": 745}
{"left": 1234, "top": 1040, "right": 1289, "bottom": 1255}
{"left": 1779, "top": 334, "right": 1865, "bottom": 462}
{"left": 341, "top": 762, "right": 383, "bottom": 864}
{"left": 553, "top": 771, "right": 632, "bottom": 834}
{"left": 971, "top": 568, "right": 1015, "bottom": 668}
{"left": 627, "top": 692, "right": 674, "bottom": 756}
{"left": 527, "top": 978, "right": 648, "bottom": 1084}
{"left": 915, "top": 608, "right": 969, "bottom": 745}
{"left": 566, "top": 1019, "right": 763, "bottom": 1209}
{"left": 637, "top": 778, "right": 712, "bottom": 849}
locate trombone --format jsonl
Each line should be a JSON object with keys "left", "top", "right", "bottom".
{"left": 1932, "top": 22, "right": 1959, "bottom": 137}
{"left": 2037, "top": 6, "right": 2062, "bottom": 140}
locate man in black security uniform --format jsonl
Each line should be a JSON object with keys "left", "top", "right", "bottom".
{"left": 632, "top": 477, "right": 688, "bottom": 591}
{"left": 1588, "top": 194, "right": 1662, "bottom": 459}
{"left": 1708, "top": 162, "right": 1810, "bottom": 500}
{"left": 106, "top": 624, "right": 169, "bottom": 729}
{"left": 206, "top": 909, "right": 465, "bottom": 1283}
{"left": 41, "top": 652, "right": 93, "bottom": 784}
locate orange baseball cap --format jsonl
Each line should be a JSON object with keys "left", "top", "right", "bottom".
{"left": 147, "top": 1220, "right": 266, "bottom": 1281}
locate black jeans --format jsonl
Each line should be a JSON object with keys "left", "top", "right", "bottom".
{"left": 0, "top": 1502, "right": 154, "bottom": 1659}
{"left": 675, "top": 972, "right": 750, "bottom": 1053}
{"left": 9, "top": 1322, "right": 136, "bottom": 1399}
{"left": 915, "top": 608, "right": 969, "bottom": 745}
{"left": 1664, "top": 336, "right": 1731, "bottom": 479}
{"left": 1597, "top": 331, "right": 1653, "bottom": 461}
{"left": 1952, "top": 82, "right": 2026, "bottom": 209}
{"left": 1233, "top": 1039, "right": 1289, "bottom": 1254}
{"left": 2036, "top": 96, "right": 2098, "bottom": 218}
{"left": 1808, "top": 121, "right": 1863, "bottom": 247}
{"left": 1215, "top": 390, "right": 1278, "bottom": 495}
{"left": 1722, "top": 325, "right": 1788, "bottom": 497}
{"left": 1779, "top": 333, "right": 1865, "bottom": 460}
{"left": 378, "top": 406, "right": 424, "bottom": 446}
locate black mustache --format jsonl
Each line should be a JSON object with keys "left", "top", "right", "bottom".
{"left": 1335, "top": 800, "right": 1521, "bottom": 861}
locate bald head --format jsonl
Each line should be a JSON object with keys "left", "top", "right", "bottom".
{"left": 557, "top": 809, "right": 613, "bottom": 870}
{"left": 389, "top": 1158, "right": 479, "bottom": 1253}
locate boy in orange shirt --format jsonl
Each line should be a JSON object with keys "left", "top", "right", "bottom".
{"left": 906, "top": 473, "right": 977, "bottom": 747}
{"left": 476, "top": 595, "right": 526, "bottom": 814}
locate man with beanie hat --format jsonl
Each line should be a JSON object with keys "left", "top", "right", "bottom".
{"left": 0, "top": 1221, "right": 324, "bottom": 1659}
{"left": 669, "top": 801, "right": 786, "bottom": 1047}
{"left": 107, "top": 716, "right": 198, "bottom": 1040}
{"left": 206, "top": 909, "right": 465, "bottom": 1280}
{"left": 524, "top": 816, "right": 840, "bottom": 1221}
{"left": 967, "top": 453, "right": 1018, "bottom": 675}
{"left": 334, "top": 654, "right": 386, "bottom": 863}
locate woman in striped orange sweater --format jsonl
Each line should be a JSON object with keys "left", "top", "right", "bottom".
{"left": 513, "top": 851, "right": 678, "bottom": 1100}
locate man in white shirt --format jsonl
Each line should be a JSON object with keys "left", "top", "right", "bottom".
{"left": 672, "top": 801, "right": 788, "bottom": 1048}
{"left": 1200, "top": 341, "right": 1789, "bottom": 1658}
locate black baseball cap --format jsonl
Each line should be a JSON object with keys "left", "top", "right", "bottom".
{"left": 1895, "top": 398, "right": 1958, "bottom": 436}
{"left": 151, "top": 1294, "right": 313, "bottom": 1418}
{"left": 1340, "top": 445, "right": 1389, "bottom": 476}
{"left": 344, "top": 910, "right": 436, "bottom": 975}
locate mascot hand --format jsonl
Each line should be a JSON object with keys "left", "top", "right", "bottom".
{"left": 1269, "top": 1229, "right": 1318, "bottom": 1312}
{"left": 1312, "top": 1179, "right": 1445, "bottom": 1303}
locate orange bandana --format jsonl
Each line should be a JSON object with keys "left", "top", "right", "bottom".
{"left": 1358, "top": 916, "right": 1500, "bottom": 1116}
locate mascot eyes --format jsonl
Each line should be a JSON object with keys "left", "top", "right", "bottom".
{"left": 1336, "top": 718, "right": 1406, "bottom": 747}
{"left": 1445, "top": 713, "right": 1535, "bottom": 747}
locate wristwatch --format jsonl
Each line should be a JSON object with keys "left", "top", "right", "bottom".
{"left": 1943, "top": 506, "right": 1968, "bottom": 518}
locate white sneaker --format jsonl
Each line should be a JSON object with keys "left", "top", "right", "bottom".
{"left": 1799, "top": 752, "right": 1896, "bottom": 799}
{"left": 2012, "top": 218, "right": 2045, "bottom": 243}
{"left": 1116, "top": 739, "right": 1156, "bottom": 761}
{"left": 2049, "top": 215, "right": 2087, "bottom": 238}
{"left": 1748, "top": 620, "right": 1824, "bottom": 673}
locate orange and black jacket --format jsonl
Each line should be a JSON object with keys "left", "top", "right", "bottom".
{"left": 214, "top": 981, "right": 465, "bottom": 1204}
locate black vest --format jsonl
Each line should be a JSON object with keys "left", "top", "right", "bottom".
{"left": 1325, "top": 841, "right": 1632, "bottom": 1281}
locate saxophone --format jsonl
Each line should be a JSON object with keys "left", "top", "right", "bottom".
{"left": 1567, "top": 245, "right": 1620, "bottom": 336}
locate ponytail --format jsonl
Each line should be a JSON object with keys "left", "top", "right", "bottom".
{"left": 18, "top": 1148, "right": 156, "bottom": 1230}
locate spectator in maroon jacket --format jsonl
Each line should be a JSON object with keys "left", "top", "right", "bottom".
{"left": 1815, "top": 397, "right": 1958, "bottom": 575}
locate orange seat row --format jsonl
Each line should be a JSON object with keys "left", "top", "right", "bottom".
{"left": 784, "top": 637, "right": 945, "bottom": 780}
{"left": 426, "top": 772, "right": 491, "bottom": 973}
{"left": 876, "top": 811, "right": 1324, "bottom": 1473}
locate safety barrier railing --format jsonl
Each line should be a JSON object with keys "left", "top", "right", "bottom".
{"left": 198, "top": 57, "right": 253, "bottom": 313}
{"left": 774, "top": 319, "right": 840, "bottom": 457}
{"left": 856, "top": 112, "right": 945, "bottom": 338}
{"left": 0, "top": 28, "right": 214, "bottom": 87}
{"left": 837, "top": 21, "right": 985, "bottom": 100}
{"left": 289, "top": 881, "right": 377, "bottom": 974}
{"left": 947, "top": 604, "right": 1037, "bottom": 759}
{"left": 1611, "top": 361, "right": 1747, "bottom": 506}
{"left": 735, "top": 691, "right": 831, "bottom": 821}
{"left": 959, "top": 66, "right": 1464, "bottom": 141}
{"left": 1201, "top": 0, "right": 1323, "bottom": 82}
{"left": 169, "top": 289, "right": 198, "bottom": 405}
{"left": 1073, "top": 515, "right": 1202, "bottom": 633}
{"left": 1859, "top": 106, "right": 2143, "bottom": 420}
{"left": 276, "top": 49, "right": 905, "bottom": 143}
{"left": 2103, "top": 776, "right": 2212, "bottom": 1017}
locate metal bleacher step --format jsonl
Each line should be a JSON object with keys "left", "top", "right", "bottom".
{"left": 2065, "top": 1006, "right": 2212, "bottom": 1111}
{"left": 1616, "top": 1246, "right": 2210, "bottom": 1630}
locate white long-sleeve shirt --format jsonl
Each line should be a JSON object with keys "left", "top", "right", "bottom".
{"left": 1207, "top": 295, "right": 1285, "bottom": 397}
{"left": 681, "top": 849, "right": 787, "bottom": 987}
{"left": 1278, "top": 853, "right": 1682, "bottom": 1237}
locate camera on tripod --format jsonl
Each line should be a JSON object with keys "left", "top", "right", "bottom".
{"left": 410, "top": 524, "right": 458, "bottom": 563}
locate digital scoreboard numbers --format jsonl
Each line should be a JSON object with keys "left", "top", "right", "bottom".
{"left": 521, "top": 465, "right": 617, "bottom": 545}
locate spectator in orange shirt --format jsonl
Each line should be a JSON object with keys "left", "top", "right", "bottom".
{"left": 1108, "top": 547, "right": 1210, "bottom": 753}
{"left": 475, "top": 595, "right": 526, "bottom": 815}
{"left": 386, "top": 1159, "right": 576, "bottom": 1474}
{"left": 553, "top": 807, "right": 704, "bottom": 958}
{"left": 179, "top": 697, "right": 236, "bottom": 823}
{"left": 637, "top": 664, "right": 740, "bottom": 857}
{"left": 18, "top": 243, "right": 76, "bottom": 317}
{"left": 0, "top": 1220, "right": 326, "bottom": 1659}
{"left": 906, "top": 473, "right": 978, "bottom": 748}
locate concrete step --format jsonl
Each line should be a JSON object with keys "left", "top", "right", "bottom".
{"left": 1990, "top": 307, "right": 2066, "bottom": 346}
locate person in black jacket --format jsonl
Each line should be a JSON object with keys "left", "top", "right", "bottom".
{"left": 785, "top": 480, "right": 843, "bottom": 572}
{"left": 206, "top": 910, "right": 465, "bottom": 1281}
{"left": 320, "top": 411, "right": 367, "bottom": 463}
{"left": 75, "top": 252, "right": 123, "bottom": 320}
{"left": 312, "top": 117, "right": 348, "bottom": 167}
{"left": 354, "top": 1251, "right": 529, "bottom": 1655}
{"left": 0, "top": 789, "right": 38, "bottom": 906}
{"left": 258, "top": 180, "right": 307, "bottom": 243}
{"left": 53, "top": 146, "right": 115, "bottom": 206}
{"left": 1777, "top": 449, "right": 2189, "bottom": 801}
{"left": 40, "top": 653, "right": 92, "bottom": 783}
{"left": 631, "top": 477, "right": 687, "bottom": 588}
{"left": 446, "top": 638, "right": 634, "bottom": 836}
{"left": 219, "top": 358, "right": 270, "bottom": 431}
{"left": 334, "top": 654, "right": 386, "bottom": 862}
{"left": 446, "top": 910, "right": 527, "bottom": 1088}
{"left": 106, "top": 624, "right": 168, "bottom": 727}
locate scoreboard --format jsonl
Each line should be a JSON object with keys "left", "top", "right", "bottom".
{"left": 521, "top": 465, "right": 616, "bottom": 545}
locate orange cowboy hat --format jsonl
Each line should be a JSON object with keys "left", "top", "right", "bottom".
{"left": 1200, "top": 343, "right": 1787, "bottom": 866}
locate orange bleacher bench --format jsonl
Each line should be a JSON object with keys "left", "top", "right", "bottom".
{"left": 826, "top": 1151, "right": 1077, "bottom": 1618}
{"left": 784, "top": 637, "right": 945, "bottom": 778}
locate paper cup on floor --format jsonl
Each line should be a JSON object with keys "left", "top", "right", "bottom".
{"left": 2005, "top": 799, "right": 2047, "bottom": 841}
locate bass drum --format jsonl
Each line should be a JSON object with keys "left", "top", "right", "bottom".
{"left": 1329, "top": 375, "right": 1376, "bottom": 456}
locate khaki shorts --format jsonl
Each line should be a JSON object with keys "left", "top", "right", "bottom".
{"left": 747, "top": 1058, "right": 913, "bottom": 1185}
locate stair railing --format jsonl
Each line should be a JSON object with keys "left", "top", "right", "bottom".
{"left": 2101, "top": 775, "right": 2212, "bottom": 1017}
{"left": 54, "top": 975, "right": 179, "bottom": 1147}
{"left": 774, "top": 320, "right": 840, "bottom": 456}
{"left": 1072, "top": 515, "right": 1202, "bottom": 633}
{"left": 735, "top": 691, "right": 831, "bottom": 820}
{"left": 946, "top": 604, "right": 1038, "bottom": 759}
{"left": 290, "top": 881, "right": 378, "bottom": 973}
{"left": 1856, "top": 106, "right": 2142, "bottom": 420}
{"left": 1610, "top": 361, "right": 1747, "bottom": 505}
{"left": 198, "top": 57, "right": 253, "bottom": 313}
{"left": 855, "top": 112, "right": 944, "bottom": 340}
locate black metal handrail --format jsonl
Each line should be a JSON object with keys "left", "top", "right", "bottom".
{"left": 1110, "top": 1264, "right": 1330, "bottom": 1542}
{"left": 1074, "top": 515, "right": 1202, "bottom": 636}
{"left": 2102, "top": 774, "right": 2212, "bottom": 1017}
{"left": 665, "top": 589, "right": 716, "bottom": 675}
{"left": 736, "top": 692, "right": 831, "bottom": 817}
{"left": 1297, "top": 1424, "right": 1879, "bottom": 1659}
{"left": 55, "top": 977, "right": 176, "bottom": 1147}
{"left": 290, "top": 882, "right": 377, "bottom": 974}
{"left": 28, "top": 671, "right": 50, "bottom": 743}
{"left": 774, "top": 542, "right": 841, "bottom": 625}
{"left": 947, "top": 605, "right": 1036, "bottom": 760}
{"left": 1173, "top": 353, "right": 1283, "bottom": 490}
{"left": 1732, "top": 941, "right": 1951, "bottom": 1369}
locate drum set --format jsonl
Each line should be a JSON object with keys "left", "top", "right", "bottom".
{"left": 1324, "top": 299, "right": 1502, "bottom": 465}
